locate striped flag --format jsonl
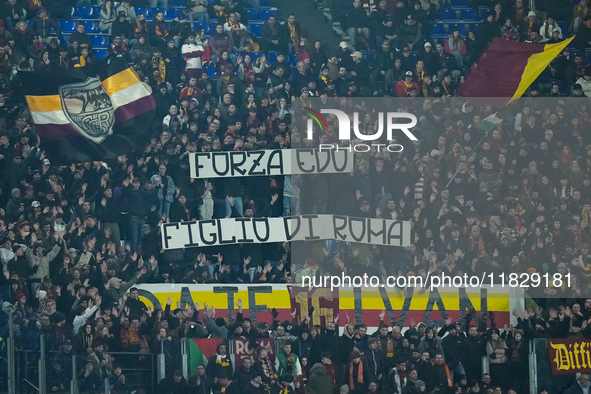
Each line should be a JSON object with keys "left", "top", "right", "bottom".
{"left": 478, "top": 113, "right": 503, "bottom": 133}
{"left": 457, "top": 36, "right": 574, "bottom": 107}
{"left": 188, "top": 338, "right": 224, "bottom": 375}
{"left": 22, "top": 56, "right": 155, "bottom": 163}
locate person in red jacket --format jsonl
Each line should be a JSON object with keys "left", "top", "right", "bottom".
{"left": 395, "top": 71, "right": 420, "bottom": 97}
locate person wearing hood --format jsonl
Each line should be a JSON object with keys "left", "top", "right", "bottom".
{"left": 29, "top": 8, "right": 60, "bottom": 44}
{"left": 341, "top": 322, "right": 356, "bottom": 364}
{"left": 206, "top": 342, "right": 233, "bottom": 381}
{"left": 308, "top": 362, "right": 334, "bottom": 394}
{"left": 418, "top": 327, "right": 444, "bottom": 358}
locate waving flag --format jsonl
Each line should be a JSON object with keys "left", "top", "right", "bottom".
{"left": 22, "top": 56, "right": 155, "bottom": 163}
{"left": 457, "top": 36, "right": 574, "bottom": 107}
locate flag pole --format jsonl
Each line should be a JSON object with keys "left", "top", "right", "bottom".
{"left": 445, "top": 129, "right": 490, "bottom": 189}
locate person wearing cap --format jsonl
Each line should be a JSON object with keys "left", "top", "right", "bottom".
{"left": 365, "top": 338, "right": 385, "bottom": 384}
{"left": 486, "top": 329, "right": 508, "bottom": 389}
{"left": 349, "top": 51, "right": 371, "bottom": 96}
{"left": 396, "top": 70, "right": 420, "bottom": 97}
{"left": 78, "top": 359, "right": 102, "bottom": 393}
{"left": 398, "top": 14, "right": 423, "bottom": 51}
{"left": 440, "top": 320, "right": 467, "bottom": 378}
{"left": 345, "top": 0, "right": 371, "bottom": 48}
{"left": 243, "top": 371, "right": 267, "bottom": 394}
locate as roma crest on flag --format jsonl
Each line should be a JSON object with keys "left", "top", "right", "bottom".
{"left": 21, "top": 56, "right": 155, "bottom": 164}
{"left": 59, "top": 76, "right": 115, "bottom": 144}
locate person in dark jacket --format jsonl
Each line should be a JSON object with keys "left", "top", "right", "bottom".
{"left": 261, "top": 15, "right": 285, "bottom": 54}
{"left": 188, "top": 364, "right": 213, "bottom": 393}
{"left": 112, "top": 11, "right": 134, "bottom": 40}
{"left": 206, "top": 342, "right": 233, "bottom": 380}
{"left": 346, "top": 350, "right": 369, "bottom": 394}
{"left": 365, "top": 338, "right": 385, "bottom": 385}
{"left": 156, "top": 370, "right": 189, "bottom": 394}
{"left": 439, "top": 322, "right": 467, "bottom": 376}
{"left": 233, "top": 357, "right": 254, "bottom": 388}
{"left": 308, "top": 363, "right": 334, "bottom": 394}
{"left": 29, "top": 8, "right": 61, "bottom": 44}
{"left": 464, "top": 325, "right": 486, "bottom": 383}
{"left": 218, "top": 375, "right": 241, "bottom": 394}
{"left": 4, "top": 0, "right": 26, "bottom": 32}
{"left": 69, "top": 22, "right": 92, "bottom": 49}
{"left": 149, "top": 11, "right": 169, "bottom": 49}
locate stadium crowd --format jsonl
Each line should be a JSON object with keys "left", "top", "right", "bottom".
{"left": 0, "top": 0, "right": 590, "bottom": 392}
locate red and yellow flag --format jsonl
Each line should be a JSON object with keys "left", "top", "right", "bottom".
{"left": 457, "top": 36, "right": 574, "bottom": 106}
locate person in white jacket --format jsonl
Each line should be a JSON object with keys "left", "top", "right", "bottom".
{"left": 73, "top": 296, "right": 101, "bottom": 334}
{"left": 181, "top": 34, "right": 204, "bottom": 79}
{"left": 577, "top": 71, "right": 591, "bottom": 97}
{"left": 539, "top": 17, "right": 562, "bottom": 40}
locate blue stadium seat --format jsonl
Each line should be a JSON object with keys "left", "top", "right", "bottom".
{"left": 469, "top": 23, "right": 480, "bottom": 32}
{"left": 557, "top": 21, "right": 568, "bottom": 34}
{"left": 246, "top": 9, "right": 259, "bottom": 20}
{"left": 152, "top": 7, "right": 167, "bottom": 17}
{"left": 288, "top": 53, "right": 297, "bottom": 66}
{"left": 268, "top": 51, "right": 277, "bottom": 63}
{"left": 461, "top": 9, "right": 478, "bottom": 21}
{"left": 440, "top": 9, "right": 459, "bottom": 21}
{"left": 479, "top": 8, "right": 490, "bottom": 20}
{"left": 194, "top": 22, "right": 211, "bottom": 34}
{"left": 77, "top": 6, "right": 94, "bottom": 18}
{"left": 135, "top": 7, "right": 152, "bottom": 18}
{"left": 93, "top": 48, "right": 108, "bottom": 59}
{"left": 83, "top": 20, "right": 97, "bottom": 32}
{"left": 365, "top": 52, "right": 375, "bottom": 67}
{"left": 91, "top": 35, "right": 108, "bottom": 46}
{"left": 410, "top": 52, "right": 418, "bottom": 61}
{"left": 61, "top": 6, "right": 76, "bottom": 18}
{"left": 429, "top": 23, "right": 447, "bottom": 37}
{"left": 202, "top": 65, "right": 217, "bottom": 77}
{"left": 452, "top": 0, "right": 469, "bottom": 7}
{"left": 260, "top": 9, "right": 276, "bottom": 20}
{"left": 168, "top": 7, "right": 185, "bottom": 19}
{"left": 60, "top": 20, "right": 77, "bottom": 33}
{"left": 449, "top": 23, "right": 467, "bottom": 35}
{"left": 250, "top": 23, "right": 263, "bottom": 36}
{"left": 249, "top": 52, "right": 263, "bottom": 61}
